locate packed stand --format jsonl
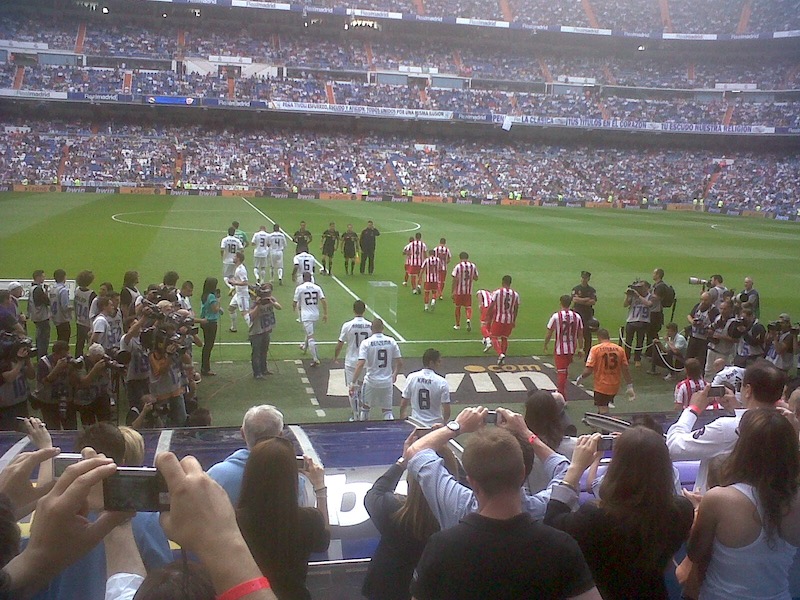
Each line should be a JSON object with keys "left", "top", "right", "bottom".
{"left": 706, "top": 154, "right": 800, "bottom": 214}
{"left": 592, "top": 0, "right": 663, "bottom": 32}
{"left": 422, "top": 0, "right": 502, "bottom": 20}
{"left": 603, "top": 96, "right": 728, "bottom": 123}
{"left": 668, "top": 0, "right": 743, "bottom": 33}
{"left": 0, "top": 15, "right": 76, "bottom": 50}
{"left": 508, "top": 0, "right": 589, "bottom": 27}
{"left": 84, "top": 22, "right": 177, "bottom": 59}
{"left": 746, "top": 0, "right": 800, "bottom": 32}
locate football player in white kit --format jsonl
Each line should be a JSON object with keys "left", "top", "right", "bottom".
{"left": 267, "top": 223, "right": 287, "bottom": 285}
{"left": 351, "top": 319, "right": 403, "bottom": 421}
{"left": 251, "top": 225, "right": 270, "bottom": 284}
{"left": 220, "top": 226, "right": 244, "bottom": 291}
{"left": 226, "top": 252, "right": 250, "bottom": 332}
{"left": 292, "top": 272, "right": 327, "bottom": 367}
{"left": 333, "top": 300, "right": 372, "bottom": 421}
{"left": 293, "top": 245, "right": 316, "bottom": 285}
{"left": 400, "top": 348, "right": 450, "bottom": 426}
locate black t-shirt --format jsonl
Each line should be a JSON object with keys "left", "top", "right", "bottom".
{"left": 342, "top": 232, "right": 359, "bottom": 256}
{"left": 321, "top": 229, "right": 340, "bottom": 254}
{"left": 411, "top": 512, "right": 595, "bottom": 600}
{"left": 293, "top": 230, "right": 313, "bottom": 248}
{"left": 360, "top": 228, "right": 380, "bottom": 251}
{"left": 571, "top": 284, "right": 596, "bottom": 318}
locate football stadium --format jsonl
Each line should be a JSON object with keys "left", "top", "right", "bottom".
{"left": 0, "top": 0, "right": 800, "bottom": 597}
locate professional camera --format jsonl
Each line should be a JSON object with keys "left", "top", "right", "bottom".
{"left": 0, "top": 333, "right": 35, "bottom": 361}
{"left": 167, "top": 312, "right": 198, "bottom": 336}
{"left": 250, "top": 283, "right": 275, "bottom": 306}
{"left": 66, "top": 356, "right": 85, "bottom": 367}
{"left": 103, "top": 348, "right": 131, "bottom": 371}
{"left": 689, "top": 277, "right": 709, "bottom": 286}
{"left": 626, "top": 279, "right": 647, "bottom": 295}
{"left": 767, "top": 321, "right": 782, "bottom": 332}
{"left": 727, "top": 319, "right": 748, "bottom": 339}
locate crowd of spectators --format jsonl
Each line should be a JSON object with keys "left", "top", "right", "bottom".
{"left": 3, "top": 14, "right": 800, "bottom": 91}
{"left": 11, "top": 63, "right": 800, "bottom": 126}
{"left": 4, "top": 120, "right": 800, "bottom": 216}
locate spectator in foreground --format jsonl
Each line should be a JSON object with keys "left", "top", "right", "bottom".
{"left": 544, "top": 429, "right": 694, "bottom": 600}
{"left": 404, "top": 406, "right": 569, "bottom": 530}
{"left": 410, "top": 426, "right": 602, "bottom": 599}
{"left": 237, "top": 437, "right": 330, "bottom": 600}
{"left": 362, "top": 428, "right": 458, "bottom": 600}
{"left": 687, "top": 408, "right": 800, "bottom": 600}
{"left": 667, "top": 360, "right": 786, "bottom": 493}
{"left": 523, "top": 390, "right": 577, "bottom": 494}
{"left": 207, "top": 404, "right": 311, "bottom": 507}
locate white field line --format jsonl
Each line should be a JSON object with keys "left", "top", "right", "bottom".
{"left": 242, "top": 197, "right": 407, "bottom": 342}
{"left": 216, "top": 338, "right": 547, "bottom": 346}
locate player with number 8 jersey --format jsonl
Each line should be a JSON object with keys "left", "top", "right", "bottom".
{"left": 400, "top": 348, "right": 450, "bottom": 426}
{"left": 352, "top": 319, "right": 403, "bottom": 421}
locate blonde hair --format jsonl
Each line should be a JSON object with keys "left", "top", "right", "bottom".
{"left": 119, "top": 426, "right": 145, "bottom": 466}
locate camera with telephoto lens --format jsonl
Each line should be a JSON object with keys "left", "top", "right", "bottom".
{"left": 767, "top": 321, "right": 782, "bottom": 332}
{"left": 167, "top": 312, "right": 198, "bottom": 337}
{"left": 689, "top": 277, "right": 709, "bottom": 286}
{"left": 66, "top": 356, "right": 85, "bottom": 367}
{"left": 103, "top": 348, "right": 131, "bottom": 371}
{"left": 140, "top": 299, "right": 166, "bottom": 321}
{"left": 250, "top": 283, "right": 275, "bottom": 306}
{"left": 626, "top": 279, "right": 646, "bottom": 295}
{"left": 0, "top": 333, "right": 35, "bottom": 361}
{"left": 727, "top": 319, "right": 747, "bottom": 339}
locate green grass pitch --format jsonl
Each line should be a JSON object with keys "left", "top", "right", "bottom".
{"left": 2, "top": 192, "right": 798, "bottom": 426}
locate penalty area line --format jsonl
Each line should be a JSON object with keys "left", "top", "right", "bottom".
{"left": 241, "top": 196, "right": 407, "bottom": 342}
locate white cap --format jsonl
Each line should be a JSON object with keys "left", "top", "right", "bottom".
{"left": 7, "top": 281, "right": 22, "bottom": 291}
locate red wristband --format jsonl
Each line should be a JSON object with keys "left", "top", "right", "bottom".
{"left": 528, "top": 434, "right": 538, "bottom": 445}
{"left": 688, "top": 406, "right": 701, "bottom": 418}
{"left": 217, "top": 577, "right": 271, "bottom": 600}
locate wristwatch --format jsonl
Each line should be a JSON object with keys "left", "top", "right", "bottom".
{"left": 445, "top": 421, "right": 461, "bottom": 434}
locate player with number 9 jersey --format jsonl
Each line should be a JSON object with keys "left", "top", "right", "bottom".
{"left": 353, "top": 320, "right": 403, "bottom": 420}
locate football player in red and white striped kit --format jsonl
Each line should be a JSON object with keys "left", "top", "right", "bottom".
{"left": 402, "top": 236, "right": 414, "bottom": 287}
{"left": 404, "top": 232, "right": 427, "bottom": 294}
{"left": 476, "top": 289, "right": 493, "bottom": 352}
{"left": 543, "top": 294, "right": 584, "bottom": 398}
{"left": 451, "top": 252, "right": 479, "bottom": 331}
{"left": 419, "top": 250, "right": 442, "bottom": 312}
{"left": 433, "top": 238, "right": 452, "bottom": 300}
{"left": 488, "top": 275, "right": 520, "bottom": 365}
{"left": 673, "top": 357, "right": 709, "bottom": 411}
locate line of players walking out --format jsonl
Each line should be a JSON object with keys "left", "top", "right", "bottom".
{"left": 402, "top": 233, "right": 519, "bottom": 367}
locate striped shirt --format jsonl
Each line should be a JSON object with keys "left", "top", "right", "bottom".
{"left": 433, "top": 245, "right": 451, "bottom": 272}
{"left": 451, "top": 261, "right": 479, "bottom": 296}
{"left": 674, "top": 377, "right": 707, "bottom": 409}
{"left": 420, "top": 256, "right": 442, "bottom": 284}
{"left": 407, "top": 240, "right": 428, "bottom": 267}
{"left": 547, "top": 309, "right": 583, "bottom": 356}
{"left": 490, "top": 287, "right": 520, "bottom": 324}
{"left": 477, "top": 290, "right": 493, "bottom": 311}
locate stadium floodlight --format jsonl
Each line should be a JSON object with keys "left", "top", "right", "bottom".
{"left": 162, "top": 12, "right": 168, "bottom": 18}
{"left": 101, "top": 6, "right": 109, "bottom": 14}
{"left": 637, "top": 45, "right": 646, "bottom": 51}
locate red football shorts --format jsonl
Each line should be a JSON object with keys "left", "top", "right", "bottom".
{"left": 424, "top": 282, "right": 438, "bottom": 292}
{"left": 490, "top": 322, "right": 514, "bottom": 339}
{"left": 454, "top": 294, "right": 472, "bottom": 307}
{"left": 409, "top": 266, "right": 421, "bottom": 275}
{"left": 554, "top": 354, "right": 574, "bottom": 371}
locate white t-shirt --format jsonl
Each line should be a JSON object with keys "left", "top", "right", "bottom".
{"left": 233, "top": 264, "right": 248, "bottom": 294}
{"left": 294, "top": 252, "right": 316, "bottom": 278}
{"left": 338, "top": 316, "right": 372, "bottom": 366}
{"left": 294, "top": 282, "right": 325, "bottom": 322}
{"left": 252, "top": 231, "right": 270, "bottom": 257}
{"left": 712, "top": 365, "right": 746, "bottom": 403}
{"left": 402, "top": 368, "right": 450, "bottom": 426}
{"left": 268, "top": 232, "right": 286, "bottom": 252}
{"left": 221, "top": 235, "right": 243, "bottom": 264}
{"left": 358, "top": 333, "right": 402, "bottom": 387}
{"left": 93, "top": 313, "right": 119, "bottom": 351}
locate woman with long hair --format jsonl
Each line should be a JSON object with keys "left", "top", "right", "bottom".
{"left": 237, "top": 437, "right": 330, "bottom": 600}
{"left": 198, "top": 277, "right": 220, "bottom": 376}
{"left": 523, "top": 390, "right": 576, "bottom": 493}
{"left": 544, "top": 428, "right": 694, "bottom": 599}
{"left": 362, "top": 430, "right": 458, "bottom": 600}
{"left": 687, "top": 408, "right": 800, "bottom": 600}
